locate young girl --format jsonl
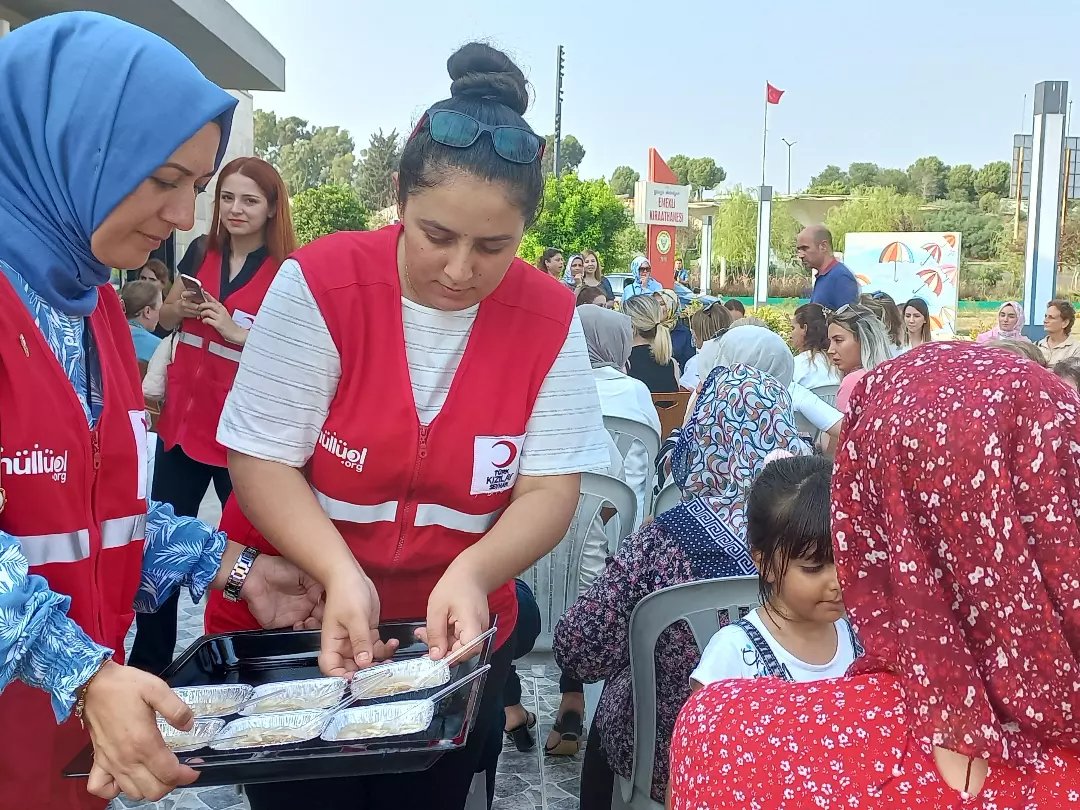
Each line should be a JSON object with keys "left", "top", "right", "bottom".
{"left": 690, "top": 455, "right": 861, "bottom": 688}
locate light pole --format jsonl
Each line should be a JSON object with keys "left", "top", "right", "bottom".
{"left": 553, "top": 45, "right": 565, "bottom": 176}
{"left": 781, "top": 138, "right": 797, "bottom": 195}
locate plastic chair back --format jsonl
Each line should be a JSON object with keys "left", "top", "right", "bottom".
{"left": 651, "top": 481, "right": 681, "bottom": 517}
{"left": 809, "top": 383, "right": 840, "bottom": 408}
{"left": 604, "top": 415, "right": 661, "bottom": 519}
{"left": 613, "top": 576, "right": 760, "bottom": 810}
{"left": 525, "top": 472, "right": 637, "bottom": 651}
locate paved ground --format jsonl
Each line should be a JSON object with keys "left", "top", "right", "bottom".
{"left": 112, "top": 493, "right": 583, "bottom": 810}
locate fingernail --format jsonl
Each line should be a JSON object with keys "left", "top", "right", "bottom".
{"left": 357, "top": 652, "right": 370, "bottom": 662}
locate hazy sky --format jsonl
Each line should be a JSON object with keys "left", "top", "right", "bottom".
{"left": 226, "top": 0, "right": 1079, "bottom": 192}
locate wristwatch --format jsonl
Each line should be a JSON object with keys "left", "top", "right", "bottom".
{"left": 223, "top": 546, "right": 260, "bottom": 602}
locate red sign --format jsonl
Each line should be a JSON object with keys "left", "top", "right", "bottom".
{"left": 646, "top": 149, "right": 679, "bottom": 288}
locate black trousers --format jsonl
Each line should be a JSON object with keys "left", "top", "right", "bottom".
{"left": 128, "top": 440, "right": 232, "bottom": 674}
{"left": 579, "top": 728, "right": 617, "bottom": 810}
{"left": 245, "top": 638, "right": 515, "bottom": 810}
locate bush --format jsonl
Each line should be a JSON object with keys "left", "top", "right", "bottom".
{"left": 749, "top": 304, "right": 792, "bottom": 341}
{"left": 291, "top": 184, "right": 369, "bottom": 245}
{"left": 979, "top": 192, "right": 1001, "bottom": 214}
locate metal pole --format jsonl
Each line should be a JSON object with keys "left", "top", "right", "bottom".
{"left": 553, "top": 46, "right": 564, "bottom": 177}
{"left": 761, "top": 90, "right": 769, "bottom": 186}
{"left": 781, "top": 139, "right": 796, "bottom": 195}
{"left": 1062, "top": 146, "right": 1072, "bottom": 238}
{"left": 1014, "top": 144, "right": 1025, "bottom": 240}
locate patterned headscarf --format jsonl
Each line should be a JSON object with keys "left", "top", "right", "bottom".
{"left": 834, "top": 342, "right": 1080, "bottom": 765}
{"left": 655, "top": 288, "right": 681, "bottom": 329}
{"left": 990, "top": 300, "right": 1026, "bottom": 341}
{"left": 656, "top": 363, "right": 811, "bottom": 578}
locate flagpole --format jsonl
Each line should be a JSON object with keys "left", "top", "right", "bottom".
{"left": 761, "top": 83, "right": 768, "bottom": 186}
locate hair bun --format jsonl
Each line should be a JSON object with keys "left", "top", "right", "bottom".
{"left": 447, "top": 43, "right": 529, "bottom": 116}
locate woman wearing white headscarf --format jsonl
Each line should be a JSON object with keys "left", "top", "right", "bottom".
{"left": 578, "top": 305, "right": 661, "bottom": 524}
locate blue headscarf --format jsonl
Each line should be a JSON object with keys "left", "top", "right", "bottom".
{"left": 656, "top": 363, "right": 811, "bottom": 578}
{"left": 0, "top": 12, "right": 236, "bottom": 315}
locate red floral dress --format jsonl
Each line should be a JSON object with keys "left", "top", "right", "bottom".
{"left": 669, "top": 673, "right": 1080, "bottom": 809}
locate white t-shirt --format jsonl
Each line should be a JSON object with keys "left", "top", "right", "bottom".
{"left": 789, "top": 382, "right": 843, "bottom": 433}
{"left": 691, "top": 607, "right": 857, "bottom": 686}
{"left": 678, "top": 354, "right": 701, "bottom": 390}
{"left": 218, "top": 259, "right": 612, "bottom": 477}
{"left": 792, "top": 351, "right": 842, "bottom": 389}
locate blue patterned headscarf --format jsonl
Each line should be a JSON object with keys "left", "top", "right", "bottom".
{"left": 0, "top": 12, "right": 236, "bottom": 315}
{"left": 656, "top": 363, "right": 812, "bottom": 578}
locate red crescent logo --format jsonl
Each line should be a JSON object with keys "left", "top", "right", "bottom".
{"left": 492, "top": 440, "right": 518, "bottom": 468}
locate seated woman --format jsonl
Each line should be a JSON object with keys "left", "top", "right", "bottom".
{"left": 826, "top": 303, "right": 895, "bottom": 412}
{"left": 679, "top": 301, "right": 731, "bottom": 390}
{"left": 975, "top": 300, "right": 1029, "bottom": 344}
{"left": 579, "top": 304, "right": 661, "bottom": 524}
{"left": 860, "top": 292, "right": 904, "bottom": 356}
{"left": 624, "top": 294, "right": 679, "bottom": 393}
{"left": 790, "top": 303, "right": 841, "bottom": 389}
{"left": 901, "top": 297, "right": 932, "bottom": 351}
{"left": 690, "top": 455, "right": 861, "bottom": 690}
{"left": 553, "top": 364, "right": 811, "bottom": 810}
{"left": 654, "top": 289, "right": 696, "bottom": 371}
{"left": 670, "top": 342, "right": 1080, "bottom": 808}
{"left": 120, "top": 279, "right": 163, "bottom": 363}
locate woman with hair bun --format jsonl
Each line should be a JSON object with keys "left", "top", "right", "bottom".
{"left": 208, "top": 42, "right": 611, "bottom": 808}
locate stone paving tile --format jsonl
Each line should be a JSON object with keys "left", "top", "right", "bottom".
{"left": 116, "top": 493, "right": 585, "bottom": 810}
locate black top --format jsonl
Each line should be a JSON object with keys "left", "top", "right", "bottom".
{"left": 177, "top": 235, "right": 269, "bottom": 305}
{"left": 628, "top": 344, "right": 679, "bottom": 393}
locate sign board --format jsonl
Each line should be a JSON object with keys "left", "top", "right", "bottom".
{"left": 1010, "top": 133, "right": 1080, "bottom": 200}
{"left": 843, "top": 232, "right": 962, "bottom": 337}
{"left": 634, "top": 180, "right": 691, "bottom": 227}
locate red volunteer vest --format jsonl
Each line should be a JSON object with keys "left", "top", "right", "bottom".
{"left": 205, "top": 226, "right": 573, "bottom": 650}
{"left": 0, "top": 278, "right": 148, "bottom": 810}
{"left": 156, "top": 248, "right": 278, "bottom": 467}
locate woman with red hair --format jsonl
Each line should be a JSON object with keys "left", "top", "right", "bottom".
{"left": 669, "top": 342, "right": 1080, "bottom": 808}
{"left": 130, "top": 156, "right": 297, "bottom": 673}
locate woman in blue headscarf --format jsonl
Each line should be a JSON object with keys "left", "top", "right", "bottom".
{"left": 0, "top": 12, "right": 323, "bottom": 808}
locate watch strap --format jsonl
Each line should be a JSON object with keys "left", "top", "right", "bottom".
{"left": 223, "top": 546, "right": 260, "bottom": 602}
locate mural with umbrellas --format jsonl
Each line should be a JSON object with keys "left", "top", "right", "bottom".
{"left": 844, "top": 232, "right": 963, "bottom": 337}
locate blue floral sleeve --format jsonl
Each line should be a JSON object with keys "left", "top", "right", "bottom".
{"left": 0, "top": 535, "right": 113, "bottom": 722}
{"left": 135, "top": 499, "right": 228, "bottom": 613}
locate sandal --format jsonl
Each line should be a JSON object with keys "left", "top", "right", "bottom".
{"left": 504, "top": 710, "right": 537, "bottom": 752}
{"left": 544, "top": 709, "right": 583, "bottom": 757}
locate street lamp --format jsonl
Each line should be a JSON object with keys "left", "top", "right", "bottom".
{"left": 781, "top": 138, "right": 797, "bottom": 195}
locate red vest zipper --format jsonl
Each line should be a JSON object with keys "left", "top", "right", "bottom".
{"left": 392, "top": 424, "right": 428, "bottom": 564}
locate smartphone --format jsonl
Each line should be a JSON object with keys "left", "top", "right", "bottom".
{"left": 180, "top": 273, "right": 206, "bottom": 304}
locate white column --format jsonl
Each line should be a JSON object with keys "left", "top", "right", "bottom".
{"left": 754, "top": 186, "right": 773, "bottom": 306}
{"left": 699, "top": 215, "right": 713, "bottom": 295}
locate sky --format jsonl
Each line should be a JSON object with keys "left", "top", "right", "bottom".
{"left": 226, "top": 0, "right": 1080, "bottom": 193}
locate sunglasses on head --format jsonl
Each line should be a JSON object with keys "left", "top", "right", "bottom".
{"left": 408, "top": 109, "right": 545, "bottom": 164}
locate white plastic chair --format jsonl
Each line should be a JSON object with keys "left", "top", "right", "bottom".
{"left": 810, "top": 383, "right": 840, "bottom": 408}
{"left": 612, "top": 576, "right": 761, "bottom": 810}
{"left": 525, "top": 472, "right": 637, "bottom": 652}
{"left": 604, "top": 415, "right": 661, "bottom": 520}
{"left": 651, "top": 481, "right": 681, "bottom": 517}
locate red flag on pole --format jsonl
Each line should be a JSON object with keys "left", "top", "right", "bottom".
{"left": 766, "top": 83, "right": 785, "bottom": 104}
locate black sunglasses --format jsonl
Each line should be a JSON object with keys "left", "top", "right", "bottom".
{"left": 409, "top": 109, "right": 545, "bottom": 164}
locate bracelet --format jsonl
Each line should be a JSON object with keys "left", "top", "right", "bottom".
{"left": 223, "top": 546, "right": 260, "bottom": 603}
{"left": 74, "top": 659, "right": 107, "bottom": 729}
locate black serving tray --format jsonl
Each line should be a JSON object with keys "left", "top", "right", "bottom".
{"left": 65, "top": 621, "right": 494, "bottom": 786}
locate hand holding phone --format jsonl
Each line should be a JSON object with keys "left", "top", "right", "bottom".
{"left": 180, "top": 274, "right": 206, "bottom": 304}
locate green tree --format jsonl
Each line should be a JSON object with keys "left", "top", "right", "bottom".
{"left": 608, "top": 165, "right": 640, "bottom": 196}
{"left": 667, "top": 154, "right": 692, "bottom": 186}
{"left": 519, "top": 173, "right": 631, "bottom": 267}
{"left": 947, "top": 164, "right": 977, "bottom": 202}
{"left": 541, "top": 134, "right": 586, "bottom": 175}
{"left": 607, "top": 224, "right": 648, "bottom": 273}
{"left": 847, "top": 162, "right": 881, "bottom": 189}
{"left": 770, "top": 200, "right": 802, "bottom": 268}
{"left": 979, "top": 192, "right": 1001, "bottom": 213}
{"left": 808, "top": 165, "right": 850, "bottom": 193}
{"left": 712, "top": 187, "right": 759, "bottom": 271}
{"left": 907, "top": 155, "right": 948, "bottom": 200}
{"left": 291, "top": 184, "right": 369, "bottom": 245}
{"left": 253, "top": 110, "right": 312, "bottom": 164}
{"left": 277, "top": 126, "right": 358, "bottom": 195}
{"left": 686, "top": 157, "right": 726, "bottom": 198}
{"left": 975, "top": 161, "right": 1011, "bottom": 197}
{"left": 824, "top": 187, "right": 926, "bottom": 251}
{"left": 355, "top": 128, "right": 402, "bottom": 213}
{"left": 924, "top": 201, "right": 1003, "bottom": 260}
{"left": 874, "top": 168, "right": 911, "bottom": 193}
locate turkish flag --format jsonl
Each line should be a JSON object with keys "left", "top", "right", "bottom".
{"left": 766, "top": 83, "right": 784, "bottom": 104}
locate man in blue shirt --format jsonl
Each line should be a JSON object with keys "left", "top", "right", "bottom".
{"left": 674, "top": 257, "right": 689, "bottom": 284}
{"left": 798, "top": 225, "right": 858, "bottom": 311}
{"left": 622, "top": 255, "right": 664, "bottom": 302}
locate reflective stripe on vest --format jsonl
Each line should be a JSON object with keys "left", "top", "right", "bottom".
{"left": 312, "top": 487, "right": 399, "bottom": 524}
{"left": 177, "top": 331, "right": 243, "bottom": 363}
{"left": 414, "top": 503, "right": 502, "bottom": 534}
{"left": 19, "top": 513, "right": 146, "bottom": 566}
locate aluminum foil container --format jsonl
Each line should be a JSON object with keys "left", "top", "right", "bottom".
{"left": 321, "top": 700, "right": 434, "bottom": 742}
{"left": 239, "top": 677, "right": 346, "bottom": 716}
{"left": 171, "top": 684, "right": 254, "bottom": 718}
{"left": 350, "top": 658, "right": 449, "bottom": 699}
{"left": 157, "top": 717, "right": 225, "bottom": 753}
{"left": 210, "top": 710, "right": 324, "bottom": 751}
